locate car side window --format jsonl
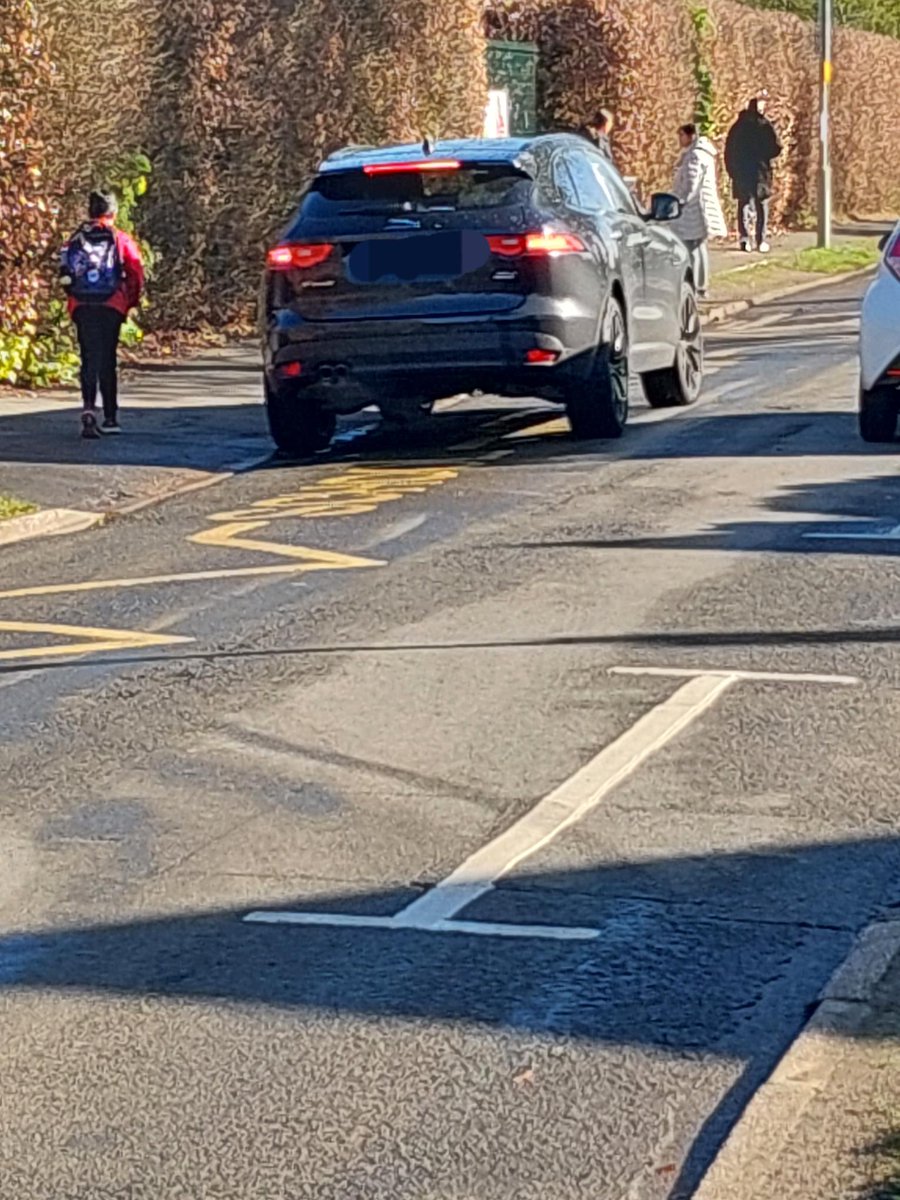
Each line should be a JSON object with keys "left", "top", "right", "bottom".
{"left": 556, "top": 151, "right": 615, "bottom": 214}
{"left": 591, "top": 156, "right": 639, "bottom": 216}
{"left": 550, "top": 155, "right": 579, "bottom": 210}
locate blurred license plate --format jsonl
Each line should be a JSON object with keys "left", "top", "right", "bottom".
{"left": 348, "top": 232, "right": 487, "bottom": 283}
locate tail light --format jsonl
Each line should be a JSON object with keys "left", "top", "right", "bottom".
{"left": 487, "top": 231, "right": 586, "bottom": 258}
{"left": 886, "top": 230, "right": 900, "bottom": 282}
{"left": 267, "top": 243, "right": 334, "bottom": 270}
{"left": 363, "top": 159, "right": 461, "bottom": 175}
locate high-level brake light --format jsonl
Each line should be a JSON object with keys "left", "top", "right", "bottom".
{"left": 362, "top": 159, "right": 462, "bottom": 175}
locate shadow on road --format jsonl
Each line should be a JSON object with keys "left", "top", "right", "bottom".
{"left": 3, "top": 407, "right": 885, "bottom": 485}
{"left": 508, "top": 466, "right": 900, "bottom": 559}
{"left": 0, "top": 837, "right": 898, "bottom": 1195}
{"left": 0, "top": 270, "right": 868, "bottom": 485}
{"left": 856, "top": 1128, "right": 900, "bottom": 1199}
{"left": 6, "top": 622, "right": 900, "bottom": 679}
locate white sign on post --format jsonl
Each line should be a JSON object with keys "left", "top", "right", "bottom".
{"left": 483, "top": 89, "right": 510, "bottom": 139}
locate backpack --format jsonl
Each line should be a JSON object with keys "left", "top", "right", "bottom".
{"left": 62, "top": 223, "right": 122, "bottom": 303}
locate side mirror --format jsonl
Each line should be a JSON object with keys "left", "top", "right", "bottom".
{"left": 648, "top": 192, "right": 682, "bottom": 222}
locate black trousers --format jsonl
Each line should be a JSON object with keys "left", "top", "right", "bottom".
{"left": 73, "top": 306, "right": 124, "bottom": 419}
{"left": 737, "top": 196, "right": 770, "bottom": 247}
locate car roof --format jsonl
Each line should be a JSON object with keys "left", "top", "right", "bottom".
{"left": 318, "top": 135, "right": 583, "bottom": 173}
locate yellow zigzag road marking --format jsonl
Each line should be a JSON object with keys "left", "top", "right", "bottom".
{"left": 186, "top": 465, "right": 456, "bottom": 564}
{"left": 503, "top": 418, "right": 568, "bottom": 441}
{"left": 189, "top": 522, "right": 385, "bottom": 566}
{"left": 0, "top": 562, "right": 378, "bottom": 602}
{"left": 207, "top": 466, "right": 459, "bottom": 525}
{"left": 0, "top": 545, "right": 382, "bottom": 602}
{"left": 0, "top": 464, "right": 450, "bottom": 602}
{"left": 0, "top": 620, "right": 193, "bottom": 662}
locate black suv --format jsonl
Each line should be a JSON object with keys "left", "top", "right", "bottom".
{"left": 261, "top": 135, "right": 703, "bottom": 455}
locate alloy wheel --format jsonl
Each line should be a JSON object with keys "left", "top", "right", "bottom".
{"left": 678, "top": 292, "right": 703, "bottom": 399}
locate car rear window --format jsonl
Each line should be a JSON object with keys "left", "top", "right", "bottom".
{"left": 301, "top": 164, "right": 534, "bottom": 217}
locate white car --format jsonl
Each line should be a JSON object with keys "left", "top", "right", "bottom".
{"left": 859, "top": 222, "right": 900, "bottom": 442}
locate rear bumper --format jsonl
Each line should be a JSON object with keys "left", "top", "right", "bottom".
{"left": 262, "top": 300, "right": 600, "bottom": 405}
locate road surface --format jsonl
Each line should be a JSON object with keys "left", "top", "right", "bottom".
{"left": 1, "top": 277, "right": 898, "bottom": 1200}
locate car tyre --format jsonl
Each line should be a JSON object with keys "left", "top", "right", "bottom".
{"left": 641, "top": 285, "right": 703, "bottom": 408}
{"left": 566, "top": 296, "right": 629, "bottom": 440}
{"left": 859, "top": 385, "right": 898, "bottom": 444}
{"left": 266, "top": 380, "right": 336, "bottom": 457}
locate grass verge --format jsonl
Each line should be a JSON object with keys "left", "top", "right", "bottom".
{"left": 710, "top": 237, "right": 881, "bottom": 302}
{"left": 792, "top": 242, "right": 881, "bottom": 274}
{"left": 0, "top": 495, "right": 38, "bottom": 522}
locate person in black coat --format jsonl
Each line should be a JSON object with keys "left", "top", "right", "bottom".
{"left": 724, "top": 95, "right": 782, "bottom": 253}
{"left": 578, "top": 109, "right": 615, "bottom": 164}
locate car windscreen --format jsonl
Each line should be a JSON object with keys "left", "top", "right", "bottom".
{"left": 301, "top": 164, "right": 534, "bottom": 217}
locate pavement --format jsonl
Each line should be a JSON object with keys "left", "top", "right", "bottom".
{"left": 707, "top": 228, "right": 813, "bottom": 277}
{"left": 695, "top": 938, "right": 900, "bottom": 1200}
{"left": 0, "top": 274, "right": 899, "bottom": 1198}
{"left": 705, "top": 227, "right": 882, "bottom": 310}
{"left": 0, "top": 343, "right": 272, "bottom": 521}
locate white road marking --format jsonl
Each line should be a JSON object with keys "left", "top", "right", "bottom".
{"left": 245, "top": 673, "right": 732, "bottom": 938}
{"left": 393, "top": 673, "right": 732, "bottom": 929}
{"left": 805, "top": 522, "right": 900, "bottom": 541}
{"left": 429, "top": 919, "right": 598, "bottom": 941}
{"left": 610, "top": 665, "right": 861, "bottom": 686}
{"left": 246, "top": 912, "right": 400, "bottom": 931}
{"left": 243, "top": 911, "right": 601, "bottom": 941}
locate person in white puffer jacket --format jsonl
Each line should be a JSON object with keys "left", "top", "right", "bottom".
{"left": 670, "top": 123, "right": 728, "bottom": 298}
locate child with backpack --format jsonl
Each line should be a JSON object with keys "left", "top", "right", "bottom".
{"left": 60, "top": 191, "right": 145, "bottom": 438}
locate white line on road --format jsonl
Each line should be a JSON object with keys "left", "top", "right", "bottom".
{"left": 804, "top": 522, "right": 900, "bottom": 541}
{"left": 429, "top": 919, "right": 598, "bottom": 940}
{"left": 392, "top": 673, "right": 733, "bottom": 929}
{"left": 246, "top": 912, "right": 401, "bottom": 932}
{"left": 243, "top": 911, "right": 601, "bottom": 940}
{"left": 610, "top": 665, "right": 861, "bottom": 686}
{"left": 245, "top": 672, "right": 733, "bottom": 938}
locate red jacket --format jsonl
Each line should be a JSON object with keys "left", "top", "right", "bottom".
{"left": 65, "top": 219, "right": 145, "bottom": 318}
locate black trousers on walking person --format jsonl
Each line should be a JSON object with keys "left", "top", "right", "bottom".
{"left": 73, "top": 306, "right": 125, "bottom": 421}
{"left": 737, "top": 195, "right": 769, "bottom": 248}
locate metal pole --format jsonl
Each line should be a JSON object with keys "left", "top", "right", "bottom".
{"left": 817, "top": 0, "right": 833, "bottom": 248}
